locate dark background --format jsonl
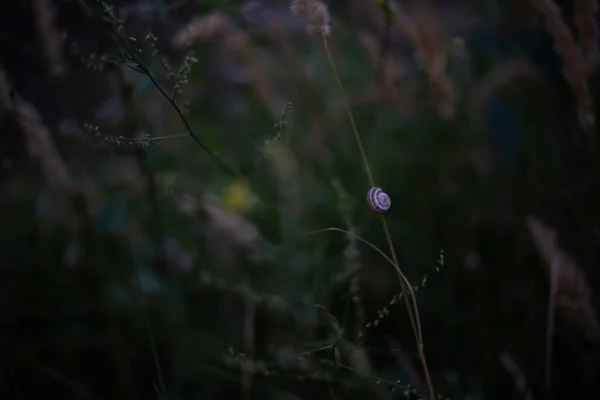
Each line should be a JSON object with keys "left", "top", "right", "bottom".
{"left": 1, "top": 1, "right": 600, "bottom": 399}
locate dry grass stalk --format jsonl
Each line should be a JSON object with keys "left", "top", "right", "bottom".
{"left": 393, "top": 5, "right": 456, "bottom": 120}
{"left": 203, "top": 194, "right": 262, "bottom": 250}
{"left": 264, "top": 140, "right": 302, "bottom": 237}
{"left": 202, "top": 193, "right": 264, "bottom": 274}
{"left": 171, "top": 11, "right": 231, "bottom": 47}
{"left": 223, "top": 32, "right": 284, "bottom": 116}
{"left": 172, "top": 12, "right": 283, "bottom": 117}
{"left": 356, "top": 27, "right": 421, "bottom": 116}
{"left": 267, "top": 15, "right": 330, "bottom": 163}
{"left": 527, "top": 215, "right": 600, "bottom": 391}
{"left": 0, "top": 67, "right": 69, "bottom": 188}
{"left": 290, "top": 0, "right": 331, "bottom": 37}
{"left": 535, "top": 0, "right": 595, "bottom": 130}
{"left": 357, "top": 30, "right": 407, "bottom": 110}
{"left": 291, "top": 2, "right": 436, "bottom": 397}
{"left": 497, "top": 351, "right": 534, "bottom": 400}
{"left": 574, "top": 0, "right": 599, "bottom": 73}
{"left": 34, "top": 0, "right": 66, "bottom": 76}
{"left": 526, "top": 215, "right": 600, "bottom": 342}
{"left": 469, "top": 59, "right": 536, "bottom": 114}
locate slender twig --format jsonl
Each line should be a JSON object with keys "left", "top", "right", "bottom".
{"left": 100, "top": 11, "right": 239, "bottom": 177}
{"left": 380, "top": 214, "right": 435, "bottom": 396}
{"left": 303, "top": 228, "right": 422, "bottom": 346}
{"left": 125, "top": 56, "right": 238, "bottom": 176}
{"left": 142, "top": 133, "right": 189, "bottom": 142}
{"left": 303, "top": 227, "right": 430, "bottom": 395}
{"left": 321, "top": 35, "right": 435, "bottom": 399}
{"left": 322, "top": 37, "right": 374, "bottom": 187}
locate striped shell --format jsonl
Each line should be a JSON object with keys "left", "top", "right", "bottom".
{"left": 367, "top": 187, "right": 391, "bottom": 214}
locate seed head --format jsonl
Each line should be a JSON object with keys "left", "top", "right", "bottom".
{"left": 291, "top": 0, "right": 331, "bottom": 37}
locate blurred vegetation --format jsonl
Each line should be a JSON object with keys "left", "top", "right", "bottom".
{"left": 1, "top": 0, "right": 600, "bottom": 399}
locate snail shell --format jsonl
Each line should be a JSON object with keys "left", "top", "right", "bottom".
{"left": 367, "top": 187, "right": 391, "bottom": 214}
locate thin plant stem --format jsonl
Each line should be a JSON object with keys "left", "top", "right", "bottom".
{"left": 322, "top": 36, "right": 374, "bottom": 188}
{"left": 380, "top": 214, "right": 434, "bottom": 398}
{"left": 146, "top": 133, "right": 189, "bottom": 142}
{"left": 112, "top": 28, "right": 240, "bottom": 178}
{"left": 380, "top": 215, "right": 420, "bottom": 339}
{"left": 304, "top": 227, "right": 422, "bottom": 344}
{"left": 322, "top": 35, "right": 436, "bottom": 400}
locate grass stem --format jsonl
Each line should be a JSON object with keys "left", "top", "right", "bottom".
{"left": 322, "top": 34, "right": 436, "bottom": 400}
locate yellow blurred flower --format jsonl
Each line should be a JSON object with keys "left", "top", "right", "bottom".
{"left": 222, "top": 179, "right": 254, "bottom": 214}
{"left": 452, "top": 36, "right": 465, "bottom": 48}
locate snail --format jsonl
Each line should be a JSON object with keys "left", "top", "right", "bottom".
{"left": 367, "top": 187, "right": 391, "bottom": 214}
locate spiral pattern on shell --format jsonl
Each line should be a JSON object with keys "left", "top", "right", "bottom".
{"left": 367, "top": 187, "right": 391, "bottom": 214}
